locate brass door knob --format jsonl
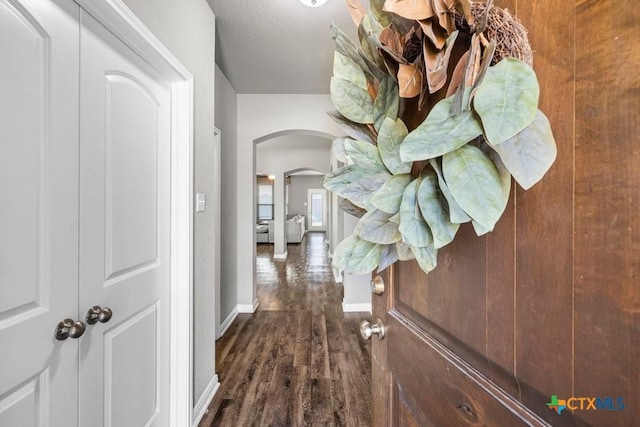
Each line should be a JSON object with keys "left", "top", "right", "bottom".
{"left": 86, "top": 306, "right": 113, "bottom": 325}
{"left": 370, "top": 275, "right": 385, "bottom": 295}
{"left": 54, "top": 319, "right": 86, "bottom": 340}
{"left": 360, "top": 319, "right": 385, "bottom": 340}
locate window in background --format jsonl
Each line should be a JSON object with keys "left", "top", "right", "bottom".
{"left": 258, "top": 183, "right": 273, "bottom": 220}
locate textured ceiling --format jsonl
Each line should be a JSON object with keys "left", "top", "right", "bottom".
{"left": 206, "top": 0, "right": 359, "bottom": 94}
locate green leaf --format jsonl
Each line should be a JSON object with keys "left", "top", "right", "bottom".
{"left": 429, "top": 159, "right": 470, "bottom": 224}
{"left": 396, "top": 241, "right": 415, "bottom": 261}
{"left": 373, "top": 75, "right": 400, "bottom": 131}
{"left": 331, "top": 138, "right": 350, "bottom": 163}
{"left": 331, "top": 234, "right": 359, "bottom": 277}
{"left": 345, "top": 139, "right": 387, "bottom": 172}
{"left": 369, "top": 0, "right": 391, "bottom": 27}
{"left": 417, "top": 167, "right": 460, "bottom": 248}
{"left": 443, "top": 144, "right": 505, "bottom": 231}
{"left": 323, "top": 165, "right": 388, "bottom": 210}
{"left": 377, "top": 244, "right": 399, "bottom": 273}
{"left": 331, "top": 77, "right": 375, "bottom": 124}
{"left": 327, "top": 110, "right": 376, "bottom": 144}
{"left": 411, "top": 245, "right": 438, "bottom": 273}
{"left": 369, "top": 174, "right": 413, "bottom": 214}
{"left": 471, "top": 219, "right": 492, "bottom": 236}
{"left": 347, "top": 237, "right": 384, "bottom": 274}
{"left": 334, "top": 51, "right": 368, "bottom": 90}
{"left": 331, "top": 23, "right": 375, "bottom": 81}
{"left": 400, "top": 93, "right": 483, "bottom": 161}
{"left": 354, "top": 209, "right": 401, "bottom": 244}
{"left": 481, "top": 137, "right": 512, "bottom": 220}
{"left": 339, "top": 198, "right": 367, "bottom": 218}
{"left": 358, "top": 12, "right": 386, "bottom": 74}
{"left": 491, "top": 110, "right": 557, "bottom": 189}
{"left": 474, "top": 58, "right": 540, "bottom": 146}
{"left": 378, "top": 117, "right": 411, "bottom": 174}
{"left": 398, "top": 179, "right": 433, "bottom": 248}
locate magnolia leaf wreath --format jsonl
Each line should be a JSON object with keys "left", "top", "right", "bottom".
{"left": 323, "top": 0, "right": 557, "bottom": 276}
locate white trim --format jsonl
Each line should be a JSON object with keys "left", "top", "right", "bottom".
{"left": 273, "top": 251, "right": 288, "bottom": 260}
{"left": 342, "top": 302, "right": 372, "bottom": 313}
{"left": 75, "top": 2, "right": 195, "bottom": 427}
{"left": 219, "top": 306, "right": 238, "bottom": 338}
{"left": 333, "top": 269, "right": 342, "bottom": 284}
{"left": 237, "top": 299, "right": 259, "bottom": 313}
{"left": 213, "top": 128, "right": 222, "bottom": 340}
{"left": 191, "top": 375, "right": 220, "bottom": 427}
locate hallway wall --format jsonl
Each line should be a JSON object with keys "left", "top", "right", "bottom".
{"left": 215, "top": 66, "right": 238, "bottom": 334}
{"left": 289, "top": 175, "right": 324, "bottom": 227}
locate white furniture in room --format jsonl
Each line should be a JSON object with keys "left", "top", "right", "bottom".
{"left": 286, "top": 215, "right": 306, "bottom": 243}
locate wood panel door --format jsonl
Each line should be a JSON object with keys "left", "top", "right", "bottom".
{"left": 370, "top": 1, "right": 638, "bottom": 426}
{"left": 0, "top": 1, "right": 80, "bottom": 425}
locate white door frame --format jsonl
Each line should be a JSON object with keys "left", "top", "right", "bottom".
{"left": 75, "top": 1, "right": 195, "bottom": 425}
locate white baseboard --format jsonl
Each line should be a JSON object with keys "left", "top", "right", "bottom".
{"left": 219, "top": 306, "right": 238, "bottom": 337}
{"left": 342, "top": 302, "right": 372, "bottom": 313}
{"left": 273, "top": 251, "right": 288, "bottom": 260}
{"left": 333, "top": 268, "right": 342, "bottom": 284}
{"left": 192, "top": 374, "right": 220, "bottom": 427}
{"left": 237, "top": 298, "right": 259, "bottom": 313}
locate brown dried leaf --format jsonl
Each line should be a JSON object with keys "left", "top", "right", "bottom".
{"left": 453, "top": 0, "right": 474, "bottom": 27}
{"left": 379, "top": 26, "right": 404, "bottom": 60}
{"left": 446, "top": 49, "right": 469, "bottom": 97}
{"left": 397, "top": 63, "right": 422, "bottom": 98}
{"left": 423, "top": 31, "right": 459, "bottom": 93}
{"left": 432, "top": 0, "right": 456, "bottom": 33}
{"left": 383, "top": 0, "right": 434, "bottom": 21}
{"left": 465, "top": 34, "right": 481, "bottom": 87}
{"left": 345, "top": 0, "right": 367, "bottom": 28}
{"left": 418, "top": 18, "right": 447, "bottom": 50}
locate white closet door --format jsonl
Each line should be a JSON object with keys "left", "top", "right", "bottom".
{"left": 0, "top": 0, "right": 80, "bottom": 426}
{"left": 78, "top": 10, "right": 172, "bottom": 427}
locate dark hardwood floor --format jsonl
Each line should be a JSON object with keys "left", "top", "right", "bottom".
{"left": 199, "top": 232, "right": 372, "bottom": 427}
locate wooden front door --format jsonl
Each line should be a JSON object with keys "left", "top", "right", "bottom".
{"left": 370, "top": 1, "right": 638, "bottom": 426}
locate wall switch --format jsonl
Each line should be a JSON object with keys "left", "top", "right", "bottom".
{"left": 196, "top": 193, "right": 206, "bottom": 212}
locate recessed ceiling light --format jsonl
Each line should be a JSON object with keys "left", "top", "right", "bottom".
{"left": 300, "top": 0, "right": 328, "bottom": 7}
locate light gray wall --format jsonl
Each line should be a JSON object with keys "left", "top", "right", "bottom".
{"left": 121, "top": 0, "right": 217, "bottom": 409}
{"left": 342, "top": 213, "right": 372, "bottom": 312}
{"left": 215, "top": 66, "right": 238, "bottom": 328}
{"left": 289, "top": 175, "right": 323, "bottom": 227}
{"left": 256, "top": 146, "right": 331, "bottom": 256}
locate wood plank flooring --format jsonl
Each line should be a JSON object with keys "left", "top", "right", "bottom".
{"left": 199, "top": 232, "right": 372, "bottom": 427}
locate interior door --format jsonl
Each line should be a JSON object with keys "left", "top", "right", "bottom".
{"left": 0, "top": 1, "right": 80, "bottom": 425}
{"left": 78, "top": 10, "right": 171, "bottom": 427}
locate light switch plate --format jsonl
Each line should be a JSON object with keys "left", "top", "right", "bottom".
{"left": 196, "top": 193, "right": 206, "bottom": 212}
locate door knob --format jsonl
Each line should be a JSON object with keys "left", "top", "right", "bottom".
{"left": 370, "top": 275, "right": 385, "bottom": 295}
{"left": 54, "top": 319, "right": 86, "bottom": 340}
{"left": 85, "top": 306, "right": 113, "bottom": 324}
{"left": 360, "top": 319, "right": 385, "bottom": 340}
